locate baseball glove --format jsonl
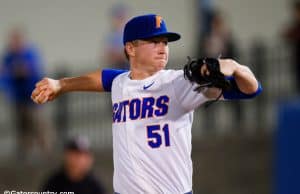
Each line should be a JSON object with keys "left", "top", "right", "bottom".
{"left": 183, "top": 56, "right": 232, "bottom": 105}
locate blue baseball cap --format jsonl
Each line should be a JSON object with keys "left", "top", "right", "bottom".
{"left": 123, "top": 14, "right": 181, "bottom": 45}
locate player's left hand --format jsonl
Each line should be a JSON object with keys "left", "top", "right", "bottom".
{"left": 198, "top": 59, "right": 238, "bottom": 78}
{"left": 218, "top": 59, "right": 238, "bottom": 76}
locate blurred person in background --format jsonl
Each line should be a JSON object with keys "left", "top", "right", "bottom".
{"left": 0, "top": 27, "right": 53, "bottom": 161}
{"left": 40, "top": 136, "right": 106, "bottom": 194}
{"left": 202, "top": 10, "right": 238, "bottom": 59}
{"left": 200, "top": 10, "right": 243, "bottom": 129}
{"left": 196, "top": 0, "right": 215, "bottom": 57}
{"left": 103, "top": 3, "right": 129, "bottom": 69}
{"left": 282, "top": 1, "right": 300, "bottom": 94}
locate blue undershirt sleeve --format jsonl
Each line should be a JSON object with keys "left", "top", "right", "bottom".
{"left": 222, "top": 76, "right": 262, "bottom": 100}
{"left": 101, "top": 69, "right": 128, "bottom": 92}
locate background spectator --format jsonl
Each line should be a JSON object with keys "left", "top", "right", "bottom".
{"left": 0, "top": 27, "right": 53, "bottom": 161}
{"left": 103, "top": 3, "right": 129, "bottom": 69}
{"left": 40, "top": 137, "right": 106, "bottom": 194}
{"left": 282, "top": 1, "right": 300, "bottom": 94}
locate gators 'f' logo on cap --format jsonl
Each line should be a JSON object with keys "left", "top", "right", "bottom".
{"left": 155, "top": 15, "right": 163, "bottom": 28}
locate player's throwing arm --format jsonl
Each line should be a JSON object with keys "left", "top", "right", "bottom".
{"left": 31, "top": 70, "right": 104, "bottom": 104}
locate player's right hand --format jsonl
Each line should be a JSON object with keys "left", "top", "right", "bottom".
{"left": 31, "top": 78, "right": 62, "bottom": 104}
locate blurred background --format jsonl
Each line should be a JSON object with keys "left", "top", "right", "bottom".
{"left": 0, "top": 0, "right": 299, "bottom": 194}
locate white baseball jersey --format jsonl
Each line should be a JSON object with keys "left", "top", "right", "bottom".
{"left": 110, "top": 69, "right": 210, "bottom": 194}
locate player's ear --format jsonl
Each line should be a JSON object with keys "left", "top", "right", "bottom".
{"left": 125, "top": 42, "right": 135, "bottom": 58}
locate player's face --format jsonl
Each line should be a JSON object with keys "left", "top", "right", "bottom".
{"left": 133, "top": 36, "right": 169, "bottom": 72}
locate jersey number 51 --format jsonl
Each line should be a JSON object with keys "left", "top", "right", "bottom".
{"left": 147, "top": 124, "right": 170, "bottom": 148}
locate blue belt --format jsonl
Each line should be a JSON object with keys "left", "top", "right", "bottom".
{"left": 115, "top": 191, "right": 192, "bottom": 194}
